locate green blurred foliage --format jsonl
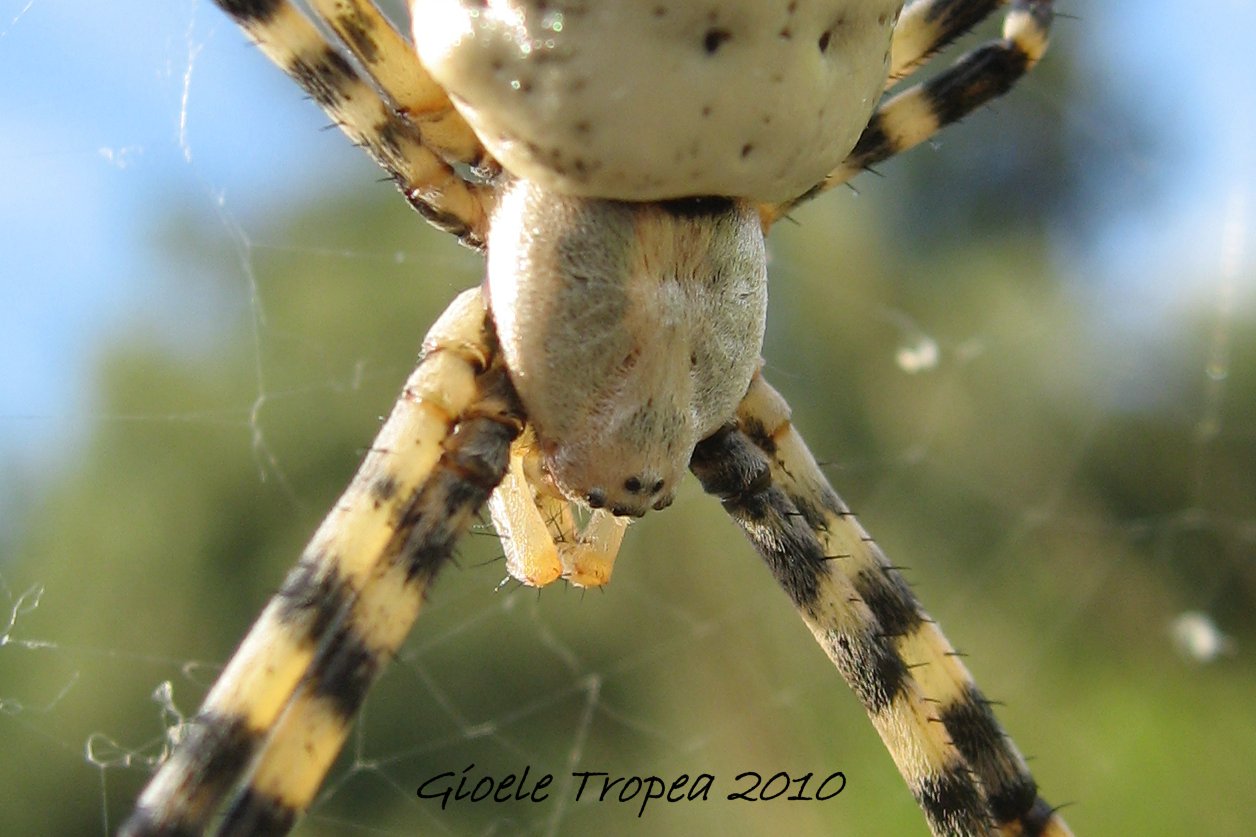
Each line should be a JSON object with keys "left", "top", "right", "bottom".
{"left": 4, "top": 16, "right": 1256, "bottom": 837}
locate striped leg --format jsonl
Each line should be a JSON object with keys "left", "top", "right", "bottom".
{"left": 770, "top": 0, "right": 1053, "bottom": 218}
{"left": 305, "top": 0, "right": 488, "bottom": 167}
{"left": 213, "top": 0, "right": 492, "bottom": 247}
{"left": 120, "top": 289, "right": 523, "bottom": 836}
{"left": 690, "top": 371, "right": 1072, "bottom": 837}
{"left": 890, "top": 0, "right": 1006, "bottom": 82}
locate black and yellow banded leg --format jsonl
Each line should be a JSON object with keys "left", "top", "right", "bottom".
{"left": 772, "top": 0, "right": 1053, "bottom": 218}
{"left": 215, "top": 374, "right": 521, "bottom": 834}
{"left": 692, "top": 371, "right": 1072, "bottom": 837}
{"left": 690, "top": 421, "right": 994, "bottom": 836}
{"left": 736, "top": 373, "right": 1073, "bottom": 837}
{"left": 120, "top": 290, "right": 522, "bottom": 836}
{"left": 303, "top": 0, "right": 490, "bottom": 168}
{"left": 890, "top": 0, "right": 1006, "bottom": 82}
{"left": 213, "top": 0, "right": 492, "bottom": 246}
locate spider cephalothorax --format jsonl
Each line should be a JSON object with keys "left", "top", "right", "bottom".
{"left": 482, "top": 182, "right": 771, "bottom": 586}
{"left": 487, "top": 183, "right": 767, "bottom": 518}
{"left": 123, "top": 2, "right": 1071, "bottom": 836}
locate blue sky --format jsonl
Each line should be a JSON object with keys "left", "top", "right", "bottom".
{"left": 2, "top": 0, "right": 1254, "bottom": 493}
{"left": 1074, "top": 2, "right": 1255, "bottom": 315}
{"left": 2, "top": 1, "right": 355, "bottom": 478}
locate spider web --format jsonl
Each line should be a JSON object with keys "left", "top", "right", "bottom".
{"left": 3, "top": 1, "right": 1255, "bottom": 834}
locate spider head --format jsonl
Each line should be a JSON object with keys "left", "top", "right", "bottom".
{"left": 487, "top": 178, "right": 766, "bottom": 521}
{"left": 540, "top": 399, "right": 688, "bottom": 518}
{"left": 580, "top": 477, "right": 674, "bottom": 519}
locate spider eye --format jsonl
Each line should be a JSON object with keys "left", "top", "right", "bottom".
{"left": 586, "top": 489, "right": 606, "bottom": 509}
{"left": 651, "top": 479, "right": 665, "bottom": 494}
{"left": 624, "top": 476, "right": 642, "bottom": 493}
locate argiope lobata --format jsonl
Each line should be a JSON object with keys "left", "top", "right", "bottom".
{"left": 121, "top": 1, "right": 1070, "bottom": 835}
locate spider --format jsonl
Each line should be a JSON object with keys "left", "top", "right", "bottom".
{"left": 122, "top": 1, "right": 1069, "bottom": 835}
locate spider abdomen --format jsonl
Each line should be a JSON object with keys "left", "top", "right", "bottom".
{"left": 487, "top": 179, "right": 767, "bottom": 516}
{"left": 412, "top": 0, "right": 900, "bottom": 203}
